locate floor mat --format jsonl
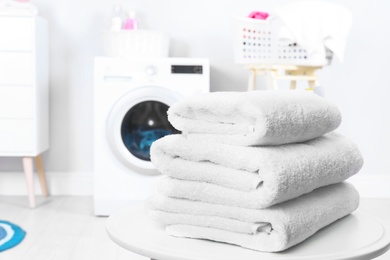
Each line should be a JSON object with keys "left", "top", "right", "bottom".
{"left": 0, "top": 220, "right": 26, "bottom": 252}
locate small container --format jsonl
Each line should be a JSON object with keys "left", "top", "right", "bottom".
{"left": 110, "top": 5, "right": 123, "bottom": 32}
{"left": 123, "top": 11, "right": 138, "bottom": 30}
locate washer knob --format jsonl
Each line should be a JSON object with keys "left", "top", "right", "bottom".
{"left": 145, "top": 66, "right": 157, "bottom": 76}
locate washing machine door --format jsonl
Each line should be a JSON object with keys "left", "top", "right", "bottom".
{"left": 106, "top": 86, "right": 181, "bottom": 175}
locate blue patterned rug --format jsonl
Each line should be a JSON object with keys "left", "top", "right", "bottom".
{"left": 0, "top": 220, "right": 26, "bottom": 252}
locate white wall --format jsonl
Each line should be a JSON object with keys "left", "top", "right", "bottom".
{"left": 0, "top": 0, "right": 389, "bottom": 196}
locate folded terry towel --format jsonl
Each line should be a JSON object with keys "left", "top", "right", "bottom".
{"left": 148, "top": 182, "right": 359, "bottom": 252}
{"left": 167, "top": 90, "right": 341, "bottom": 146}
{"left": 152, "top": 133, "right": 363, "bottom": 205}
{"left": 150, "top": 208, "right": 271, "bottom": 235}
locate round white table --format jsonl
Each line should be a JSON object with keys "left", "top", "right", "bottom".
{"left": 106, "top": 205, "right": 390, "bottom": 260}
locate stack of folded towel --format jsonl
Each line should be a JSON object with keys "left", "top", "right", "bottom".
{"left": 148, "top": 90, "right": 363, "bottom": 252}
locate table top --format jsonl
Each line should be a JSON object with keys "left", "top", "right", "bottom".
{"left": 106, "top": 205, "right": 390, "bottom": 260}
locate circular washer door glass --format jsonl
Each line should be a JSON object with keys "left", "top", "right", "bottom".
{"left": 121, "top": 100, "right": 179, "bottom": 161}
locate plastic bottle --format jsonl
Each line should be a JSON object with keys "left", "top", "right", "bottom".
{"left": 110, "top": 5, "right": 123, "bottom": 31}
{"left": 123, "top": 11, "right": 138, "bottom": 30}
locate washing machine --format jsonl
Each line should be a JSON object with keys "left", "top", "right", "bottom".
{"left": 93, "top": 57, "right": 210, "bottom": 216}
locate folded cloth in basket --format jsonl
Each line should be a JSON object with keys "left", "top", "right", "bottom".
{"left": 151, "top": 133, "right": 363, "bottom": 203}
{"left": 167, "top": 90, "right": 341, "bottom": 146}
{"left": 148, "top": 182, "right": 359, "bottom": 252}
{"left": 274, "top": 1, "right": 352, "bottom": 62}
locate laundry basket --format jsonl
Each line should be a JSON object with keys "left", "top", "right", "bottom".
{"left": 102, "top": 30, "right": 169, "bottom": 58}
{"left": 233, "top": 16, "right": 333, "bottom": 66}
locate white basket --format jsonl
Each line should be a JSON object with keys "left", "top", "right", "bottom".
{"left": 102, "top": 30, "right": 169, "bottom": 58}
{"left": 233, "top": 16, "right": 333, "bottom": 66}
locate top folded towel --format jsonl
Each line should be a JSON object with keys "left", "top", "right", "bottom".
{"left": 168, "top": 90, "right": 341, "bottom": 146}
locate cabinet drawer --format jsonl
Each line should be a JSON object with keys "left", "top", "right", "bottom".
{"left": 0, "top": 120, "right": 34, "bottom": 153}
{"left": 0, "top": 86, "right": 33, "bottom": 118}
{"left": 0, "top": 17, "right": 33, "bottom": 51}
{"left": 0, "top": 53, "right": 33, "bottom": 85}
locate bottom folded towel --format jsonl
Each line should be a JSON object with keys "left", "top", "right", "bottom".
{"left": 148, "top": 182, "right": 359, "bottom": 252}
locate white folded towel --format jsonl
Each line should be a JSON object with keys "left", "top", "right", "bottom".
{"left": 152, "top": 133, "right": 363, "bottom": 206}
{"left": 150, "top": 209, "right": 270, "bottom": 235}
{"left": 148, "top": 182, "right": 359, "bottom": 252}
{"left": 167, "top": 90, "right": 341, "bottom": 146}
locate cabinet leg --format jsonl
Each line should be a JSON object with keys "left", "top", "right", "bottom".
{"left": 306, "top": 69, "right": 319, "bottom": 91}
{"left": 267, "top": 70, "right": 278, "bottom": 90}
{"left": 248, "top": 68, "right": 257, "bottom": 91}
{"left": 290, "top": 80, "right": 297, "bottom": 90}
{"left": 35, "top": 155, "right": 49, "bottom": 197}
{"left": 307, "top": 80, "right": 317, "bottom": 91}
{"left": 22, "top": 157, "right": 35, "bottom": 208}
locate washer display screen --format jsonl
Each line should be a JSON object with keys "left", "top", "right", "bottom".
{"left": 171, "top": 65, "right": 203, "bottom": 74}
{"left": 121, "top": 101, "right": 179, "bottom": 161}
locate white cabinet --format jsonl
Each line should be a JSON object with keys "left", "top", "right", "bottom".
{"left": 0, "top": 15, "right": 49, "bottom": 208}
{"left": 0, "top": 16, "right": 33, "bottom": 51}
{"left": 0, "top": 16, "right": 49, "bottom": 156}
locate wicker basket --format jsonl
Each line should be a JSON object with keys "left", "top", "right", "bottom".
{"left": 102, "top": 30, "right": 169, "bottom": 58}
{"left": 233, "top": 16, "right": 333, "bottom": 66}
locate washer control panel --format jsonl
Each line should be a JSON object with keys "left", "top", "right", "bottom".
{"left": 145, "top": 65, "right": 157, "bottom": 76}
{"left": 96, "top": 57, "right": 210, "bottom": 94}
{"left": 171, "top": 65, "right": 203, "bottom": 74}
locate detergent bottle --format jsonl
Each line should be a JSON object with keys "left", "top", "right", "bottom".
{"left": 123, "top": 10, "right": 138, "bottom": 30}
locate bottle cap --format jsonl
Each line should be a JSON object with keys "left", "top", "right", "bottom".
{"left": 128, "top": 11, "right": 136, "bottom": 18}
{"left": 113, "top": 5, "right": 122, "bottom": 14}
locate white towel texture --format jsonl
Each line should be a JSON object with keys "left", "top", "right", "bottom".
{"left": 152, "top": 132, "right": 363, "bottom": 208}
{"left": 148, "top": 182, "right": 359, "bottom": 252}
{"left": 149, "top": 90, "right": 362, "bottom": 252}
{"left": 167, "top": 90, "right": 341, "bottom": 146}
